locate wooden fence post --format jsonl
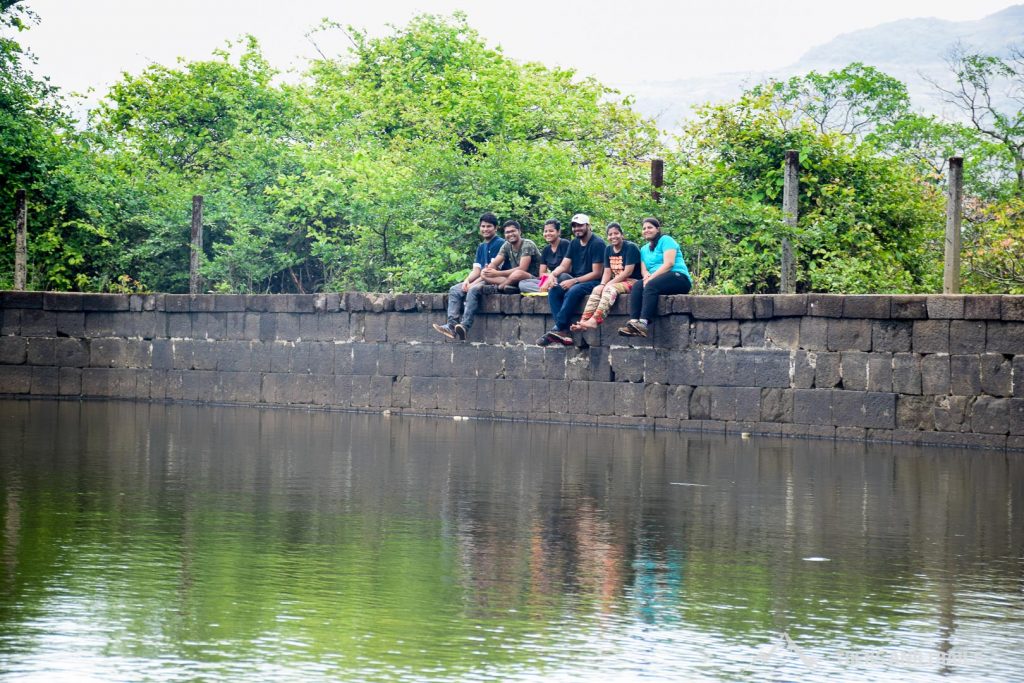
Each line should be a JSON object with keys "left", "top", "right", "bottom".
{"left": 190, "top": 195, "right": 203, "bottom": 295}
{"left": 651, "top": 158, "right": 664, "bottom": 202}
{"left": 14, "top": 189, "right": 27, "bottom": 291}
{"left": 943, "top": 157, "right": 963, "bottom": 294}
{"left": 781, "top": 150, "right": 798, "bottom": 294}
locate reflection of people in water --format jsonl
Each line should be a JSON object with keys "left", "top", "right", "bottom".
{"left": 632, "top": 547, "right": 685, "bottom": 626}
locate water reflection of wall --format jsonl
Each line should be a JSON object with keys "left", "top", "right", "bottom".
{"left": 1, "top": 400, "right": 1022, "bottom": 659}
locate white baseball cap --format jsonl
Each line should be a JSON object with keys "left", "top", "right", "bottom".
{"left": 570, "top": 213, "right": 590, "bottom": 225}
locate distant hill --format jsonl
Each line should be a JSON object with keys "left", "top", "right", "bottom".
{"left": 620, "top": 4, "right": 1024, "bottom": 129}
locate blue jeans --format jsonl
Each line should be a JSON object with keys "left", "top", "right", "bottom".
{"left": 547, "top": 275, "right": 599, "bottom": 331}
{"left": 447, "top": 283, "right": 486, "bottom": 329}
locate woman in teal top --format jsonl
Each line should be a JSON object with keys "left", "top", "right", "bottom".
{"left": 618, "top": 217, "right": 691, "bottom": 338}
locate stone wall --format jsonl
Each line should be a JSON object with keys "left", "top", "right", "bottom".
{"left": 1, "top": 291, "right": 1022, "bottom": 450}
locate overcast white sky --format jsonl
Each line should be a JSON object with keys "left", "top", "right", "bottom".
{"left": 14, "top": 0, "right": 1018, "bottom": 98}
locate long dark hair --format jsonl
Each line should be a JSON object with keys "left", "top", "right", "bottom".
{"left": 642, "top": 217, "right": 662, "bottom": 247}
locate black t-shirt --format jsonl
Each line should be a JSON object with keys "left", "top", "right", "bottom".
{"left": 565, "top": 234, "right": 607, "bottom": 278}
{"left": 540, "top": 239, "right": 570, "bottom": 274}
{"left": 605, "top": 241, "right": 642, "bottom": 279}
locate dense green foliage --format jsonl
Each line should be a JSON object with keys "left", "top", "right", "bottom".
{"left": 2, "top": 2, "right": 1022, "bottom": 293}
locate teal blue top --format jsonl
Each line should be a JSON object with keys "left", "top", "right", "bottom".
{"left": 640, "top": 235, "right": 690, "bottom": 279}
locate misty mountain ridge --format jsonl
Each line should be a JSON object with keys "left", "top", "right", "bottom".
{"left": 620, "top": 4, "right": 1024, "bottom": 129}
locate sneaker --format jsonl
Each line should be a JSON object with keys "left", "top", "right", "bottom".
{"left": 546, "top": 329, "right": 574, "bottom": 346}
{"left": 630, "top": 319, "right": 649, "bottom": 337}
{"left": 432, "top": 322, "right": 457, "bottom": 339}
{"left": 478, "top": 284, "right": 498, "bottom": 294}
{"left": 453, "top": 323, "right": 467, "bottom": 340}
{"left": 618, "top": 321, "right": 638, "bottom": 337}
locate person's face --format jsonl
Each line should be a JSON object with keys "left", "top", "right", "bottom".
{"left": 479, "top": 221, "right": 497, "bottom": 239}
{"left": 607, "top": 228, "right": 623, "bottom": 247}
{"left": 642, "top": 222, "right": 658, "bottom": 240}
{"left": 542, "top": 224, "right": 560, "bottom": 244}
{"left": 504, "top": 226, "right": 521, "bottom": 244}
{"left": 572, "top": 222, "right": 591, "bottom": 239}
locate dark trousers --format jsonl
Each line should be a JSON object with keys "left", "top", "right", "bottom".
{"left": 629, "top": 272, "right": 691, "bottom": 321}
{"left": 548, "top": 275, "right": 599, "bottom": 331}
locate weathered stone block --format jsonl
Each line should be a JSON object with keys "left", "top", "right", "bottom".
{"left": 892, "top": 353, "right": 921, "bottom": 395}
{"left": 193, "top": 312, "right": 227, "bottom": 340}
{"left": 764, "top": 318, "right": 800, "bottom": 349}
{"left": 149, "top": 339, "right": 173, "bottom": 370}
{"left": 59, "top": 367, "right": 81, "bottom": 395}
{"left": 843, "top": 295, "right": 891, "bottom": 318}
{"left": 691, "top": 296, "right": 731, "bottom": 320}
{"left": 773, "top": 295, "right": 807, "bottom": 317}
{"left": 793, "top": 389, "right": 832, "bottom": 425}
{"left": 692, "top": 321, "right": 717, "bottom": 345}
{"left": 274, "top": 313, "right": 301, "bottom": 341}
{"left": 890, "top": 295, "right": 928, "bottom": 319}
{"left": 215, "top": 341, "right": 252, "bottom": 372}
{"left": 840, "top": 352, "right": 869, "bottom": 391}
{"left": 867, "top": 354, "right": 893, "bottom": 392}
{"left": 987, "top": 322, "right": 1024, "bottom": 354}
{"left": 827, "top": 319, "right": 872, "bottom": 351}
{"left": 871, "top": 320, "right": 912, "bottom": 352}
{"left": 921, "top": 354, "right": 950, "bottom": 395}
{"left": 897, "top": 395, "right": 933, "bottom": 430}
{"left": 946, "top": 356, "right": 978, "bottom": 397}
{"left": 689, "top": 386, "right": 712, "bottom": 419}
{"left": 409, "top": 376, "right": 437, "bottom": 409}
{"left": 190, "top": 341, "right": 218, "bottom": 371}
{"left": 752, "top": 296, "right": 774, "bottom": 319}
{"left": 320, "top": 312, "right": 351, "bottom": 342}
{"left": 933, "top": 395, "right": 970, "bottom": 432}
{"left": 298, "top": 312, "right": 320, "bottom": 341}
{"left": 166, "top": 313, "right": 192, "bottom": 338}
{"left": 710, "top": 386, "right": 760, "bottom": 421}
{"left": 21, "top": 309, "right": 56, "bottom": 337}
{"left": 972, "top": 396, "right": 1009, "bottom": 434}
{"left": 731, "top": 296, "right": 755, "bottom": 319}
{"left": 55, "top": 312, "right": 85, "bottom": 338}
{"left": 666, "top": 385, "right": 692, "bottom": 418}
{"left": 964, "top": 295, "right": 1001, "bottom": 320}
{"left": 610, "top": 347, "right": 646, "bottom": 383}
{"left": 814, "top": 352, "right": 841, "bottom": 389}
{"left": 614, "top": 383, "right": 647, "bottom": 417}
{"left": 44, "top": 292, "right": 83, "bottom": 311}
{"left": 979, "top": 353, "right": 1012, "bottom": 397}
{"left": 566, "top": 347, "right": 611, "bottom": 382}
{"left": 717, "top": 320, "right": 740, "bottom": 347}
{"left": 833, "top": 391, "right": 895, "bottom": 429}
{"left": 1015, "top": 357, "right": 1024, "bottom": 398}
{"left": 643, "top": 349, "right": 672, "bottom": 385}
{"left": 85, "top": 293, "right": 131, "bottom": 311}
{"left": 1003, "top": 296, "right": 1024, "bottom": 320}
{"left": 791, "top": 350, "right": 815, "bottom": 388}
{"left": 949, "top": 320, "right": 987, "bottom": 355}
{"left": 739, "top": 321, "right": 767, "bottom": 347}
{"left": 761, "top": 387, "right": 793, "bottom": 422}
{"left": 807, "top": 294, "right": 844, "bottom": 317}
{"left": 0, "top": 337, "right": 27, "bottom": 364}
{"left": 54, "top": 338, "right": 89, "bottom": 367}
{"left": 29, "top": 366, "right": 58, "bottom": 395}
{"left": 350, "top": 343, "right": 379, "bottom": 376}
{"left": 913, "top": 320, "right": 949, "bottom": 353}
{"left": 644, "top": 384, "right": 667, "bottom": 418}
{"left": 1007, "top": 399, "right": 1024, "bottom": 435}
{"left": 90, "top": 338, "right": 128, "bottom": 368}
{"left": 927, "top": 295, "right": 964, "bottom": 319}
{"left": 1, "top": 308, "right": 20, "bottom": 336}
{"left": 799, "top": 317, "right": 828, "bottom": 351}
{"left": 0, "top": 365, "right": 31, "bottom": 393}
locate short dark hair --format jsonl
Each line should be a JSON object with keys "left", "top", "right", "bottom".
{"left": 502, "top": 220, "right": 521, "bottom": 231}
{"left": 543, "top": 219, "right": 561, "bottom": 231}
{"left": 605, "top": 222, "right": 623, "bottom": 235}
{"left": 479, "top": 212, "right": 499, "bottom": 227}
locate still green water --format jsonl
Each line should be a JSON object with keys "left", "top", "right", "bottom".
{"left": 0, "top": 400, "right": 1021, "bottom": 681}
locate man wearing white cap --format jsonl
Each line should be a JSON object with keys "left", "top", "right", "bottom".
{"left": 537, "top": 213, "right": 605, "bottom": 346}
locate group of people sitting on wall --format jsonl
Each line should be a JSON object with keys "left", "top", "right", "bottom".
{"left": 431, "top": 212, "right": 692, "bottom": 346}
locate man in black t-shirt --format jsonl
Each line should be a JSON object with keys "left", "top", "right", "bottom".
{"left": 538, "top": 214, "right": 605, "bottom": 346}
{"left": 519, "top": 219, "right": 569, "bottom": 293}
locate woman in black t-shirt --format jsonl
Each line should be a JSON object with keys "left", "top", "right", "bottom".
{"left": 571, "top": 223, "right": 641, "bottom": 331}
